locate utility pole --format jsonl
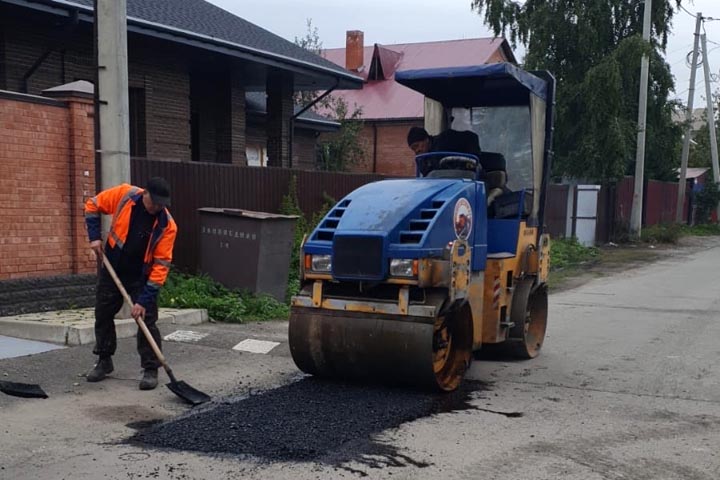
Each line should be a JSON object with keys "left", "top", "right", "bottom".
{"left": 96, "top": 0, "right": 131, "bottom": 318}
{"left": 630, "top": 0, "right": 653, "bottom": 237}
{"left": 677, "top": 13, "right": 703, "bottom": 223}
{"left": 700, "top": 33, "right": 720, "bottom": 220}
{"left": 96, "top": 0, "right": 131, "bottom": 191}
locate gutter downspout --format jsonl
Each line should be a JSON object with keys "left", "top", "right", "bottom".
{"left": 291, "top": 79, "right": 339, "bottom": 170}
{"left": 293, "top": 79, "right": 339, "bottom": 119}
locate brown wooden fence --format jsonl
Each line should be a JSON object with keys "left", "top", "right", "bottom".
{"left": 131, "top": 159, "right": 385, "bottom": 272}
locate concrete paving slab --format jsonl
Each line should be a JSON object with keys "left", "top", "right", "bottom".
{"left": 0, "top": 335, "right": 65, "bottom": 360}
{"left": 0, "top": 308, "right": 207, "bottom": 346}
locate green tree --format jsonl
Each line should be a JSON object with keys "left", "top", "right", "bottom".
{"left": 471, "top": 0, "right": 683, "bottom": 183}
{"left": 294, "top": 19, "right": 366, "bottom": 171}
{"left": 688, "top": 93, "right": 720, "bottom": 168}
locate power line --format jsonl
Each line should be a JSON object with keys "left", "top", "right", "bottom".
{"left": 679, "top": 4, "right": 699, "bottom": 19}
{"left": 678, "top": 5, "right": 719, "bottom": 22}
{"left": 668, "top": 43, "right": 694, "bottom": 54}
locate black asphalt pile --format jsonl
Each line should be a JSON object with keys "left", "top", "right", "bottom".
{"left": 131, "top": 377, "right": 485, "bottom": 463}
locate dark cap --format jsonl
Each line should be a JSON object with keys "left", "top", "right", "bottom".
{"left": 407, "top": 126, "right": 430, "bottom": 146}
{"left": 146, "top": 177, "right": 171, "bottom": 207}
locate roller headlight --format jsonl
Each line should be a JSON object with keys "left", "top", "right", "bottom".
{"left": 310, "top": 254, "right": 332, "bottom": 273}
{"left": 390, "top": 258, "right": 417, "bottom": 277}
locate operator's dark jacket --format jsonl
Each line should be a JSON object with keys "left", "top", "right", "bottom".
{"left": 431, "top": 129, "right": 482, "bottom": 159}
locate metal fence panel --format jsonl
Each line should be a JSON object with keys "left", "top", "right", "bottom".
{"left": 131, "top": 159, "right": 385, "bottom": 272}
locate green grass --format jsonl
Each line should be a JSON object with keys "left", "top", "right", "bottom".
{"left": 550, "top": 237, "right": 599, "bottom": 271}
{"left": 158, "top": 272, "right": 289, "bottom": 323}
{"left": 640, "top": 224, "right": 683, "bottom": 244}
{"left": 681, "top": 223, "right": 720, "bottom": 236}
{"left": 640, "top": 223, "right": 720, "bottom": 244}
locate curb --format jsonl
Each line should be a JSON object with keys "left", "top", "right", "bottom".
{"left": 0, "top": 309, "right": 208, "bottom": 346}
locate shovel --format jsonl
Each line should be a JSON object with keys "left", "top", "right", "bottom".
{"left": 0, "top": 380, "right": 48, "bottom": 399}
{"left": 101, "top": 253, "right": 211, "bottom": 406}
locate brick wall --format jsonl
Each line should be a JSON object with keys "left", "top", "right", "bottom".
{"left": 0, "top": 91, "right": 95, "bottom": 280}
{"left": 127, "top": 37, "right": 191, "bottom": 161}
{"left": 0, "top": 26, "right": 6, "bottom": 90}
{"left": 373, "top": 121, "right": 420, "bottom": 176}
{"left": 293, "top": 128, "right": 319, "bottom": 170}
{"left": 339, "top": 120, "right": 421, "bottom": 176}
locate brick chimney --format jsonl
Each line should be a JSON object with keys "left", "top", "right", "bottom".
{"left": 345, "top": 30, "right": 364, "bottom": 72}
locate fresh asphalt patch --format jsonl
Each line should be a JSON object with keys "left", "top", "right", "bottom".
{"left": 130, "top": 377, "right": 499, "bottom": 472}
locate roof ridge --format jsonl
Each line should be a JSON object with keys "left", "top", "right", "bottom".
{"left": 325, "top": 37, "right": 503, "bottom": 51}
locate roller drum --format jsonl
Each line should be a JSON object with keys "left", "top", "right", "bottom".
{"left": 289, "top": 306, "right": 471, "bottom": 391}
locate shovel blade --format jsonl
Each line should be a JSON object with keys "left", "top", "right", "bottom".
{"left": 0, "top": 380, "right": 48, "bottom": 399}
{"left": 166, "top": 380, "right": 210, "bottom": 406}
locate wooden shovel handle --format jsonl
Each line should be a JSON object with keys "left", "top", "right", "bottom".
{"left": 100, "top": 253, "right": 169, "bottom": 370}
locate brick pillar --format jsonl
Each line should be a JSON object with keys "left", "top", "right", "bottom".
{"left": 266, "top": 70, "right": 293, "bottom": 168}
{"left": 44, "top": 81, "right": 97, "bottom": 274}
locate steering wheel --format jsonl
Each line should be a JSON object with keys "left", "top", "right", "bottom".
{"left": 438, "top": 156, "right": 478, "bottom": 171}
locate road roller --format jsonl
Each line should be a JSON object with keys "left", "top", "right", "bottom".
{"left": 289, "top": 63, "right": 555, "bottom": 391}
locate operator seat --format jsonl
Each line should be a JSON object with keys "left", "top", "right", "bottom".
{"left": 478, "top": 152, "right": 509, "bottom": 205}
{"left": 485, "top": 171, "right": 508, "bottom": 205}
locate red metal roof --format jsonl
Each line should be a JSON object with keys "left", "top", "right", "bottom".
{"left": 323, "top": 38, "right": 515, "bottom": 120}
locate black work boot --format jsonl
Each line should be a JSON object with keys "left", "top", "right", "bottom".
{"left": 86, "top": 357, "right": 114, "bottom": 382}
{"left": 139, "top": 369, "right": 159, "bottom": 390}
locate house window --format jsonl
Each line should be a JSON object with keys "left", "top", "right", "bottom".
{"left": 129, "top": 87, "right": 147, "bottom": 157}
{"left": 246, "top": 144, "right": 268, "bottom": 167}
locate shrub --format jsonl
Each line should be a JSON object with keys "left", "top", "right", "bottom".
{"left": 694, "top": 181, "right": 720, "bottom": 225}
{"left": 550, "top": 237, "right": 599, "bottom": 270}
{"left": 640, "top": 224, "right": 682, "bottom": 244}
{"left": 158, "top": 273, "right": 288, "bottom": 322}
{"left": 279, "top": 176, "right": 335, "bottom": 299}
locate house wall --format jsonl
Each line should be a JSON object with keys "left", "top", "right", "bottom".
{"left": 341, "top": 120, "right": 422, "bottom": 177}
{"left": 2, "top": 13, "right": 193, "bottom": 161}
{"left": 293, "top": 128, "right": 320, "bottom": 171}
{"left": 0, "top": 90, "right": 95, "bottom": 280}
{"left": 248, "top": 118, "right": 321, "bottom": 170}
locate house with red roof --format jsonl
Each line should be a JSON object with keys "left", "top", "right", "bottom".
{"left": 323, "top": 31, "right": 516, "bottom": 176}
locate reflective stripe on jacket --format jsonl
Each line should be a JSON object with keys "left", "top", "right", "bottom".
{"left": 85, "top": 183, "right": 177, "bottom": 307}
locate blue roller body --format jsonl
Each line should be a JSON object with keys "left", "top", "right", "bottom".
{"left": 303, "top": 177, "right": 489, "bottom": 280}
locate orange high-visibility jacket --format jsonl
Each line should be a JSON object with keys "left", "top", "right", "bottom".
{"left": 85, "top": 183, "right": 177, "bottom": 307}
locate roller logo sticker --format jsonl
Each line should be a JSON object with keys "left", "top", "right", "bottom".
{"left": 453, "top": 198, "right": 473, "bottom": 240}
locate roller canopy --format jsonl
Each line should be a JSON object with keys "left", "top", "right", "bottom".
{"left": 395, "top": 63, "right": 547, "bottom": 107}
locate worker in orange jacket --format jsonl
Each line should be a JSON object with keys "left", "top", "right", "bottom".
{"left": 84, "top": 177, "right": 177, "bottom": 390}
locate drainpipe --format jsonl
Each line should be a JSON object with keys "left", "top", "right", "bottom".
{"left": 294, "top": 79, "right": 339, "bottom": 120}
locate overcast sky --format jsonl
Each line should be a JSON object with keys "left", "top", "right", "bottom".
{"left": 210, "top": 0, "right": 720, "bottom": 108}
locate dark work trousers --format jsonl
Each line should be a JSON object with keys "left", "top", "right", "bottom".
{"left": 93, "top": 267, "right": 162, "bottom": 370}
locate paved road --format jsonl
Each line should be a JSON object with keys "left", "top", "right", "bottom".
{"left": 1, "top": 240, "right": 719, "bottom": 479}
